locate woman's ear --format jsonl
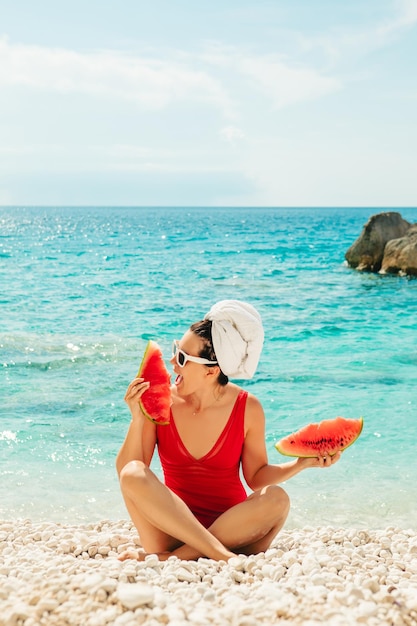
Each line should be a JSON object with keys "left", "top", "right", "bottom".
{"left": 206, "top": 365, "right": 220, "bottom": 379}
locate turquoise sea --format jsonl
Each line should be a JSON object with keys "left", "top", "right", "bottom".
{"left": 1, "top": 206, "right": 416, "bottom": 529}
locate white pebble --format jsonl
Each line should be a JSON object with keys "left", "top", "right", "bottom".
{"left": 176, "top": 566, "right": 200, "bottom": 583}
{"left": 228, "top": 555, "right": 246, "bottom": 571}
{"left": 144, "top": 554, "right": 160, "bottom": 568}
{"left": 37, "top": 598, "right": 59, "bottom": 612}
{"left": 302, "top": 555, "right": 320, "bottom": 575}
{"left": 356, "top": 600, "right": 378, "bottom": 620}
{"left": 116, "top": 583, "right": 154, "bottom": 609}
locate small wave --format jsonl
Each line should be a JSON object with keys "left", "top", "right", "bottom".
{"left": 3, "top": 354, "right": 117, "bottom": 371}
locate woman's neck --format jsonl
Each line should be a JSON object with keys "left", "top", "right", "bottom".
{"left": 188, "top": 385, "right": 226, "bottom": 416}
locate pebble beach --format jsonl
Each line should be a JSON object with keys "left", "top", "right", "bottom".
{"left": 1, "top": 520, "right": 416, "bottom": 626}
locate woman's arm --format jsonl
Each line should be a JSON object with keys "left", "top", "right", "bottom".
{"left": 241, "top": 395, "right": 340, "bottom": 491}
{"left": 115, "top": 378, "right": 157, "bottom": 476}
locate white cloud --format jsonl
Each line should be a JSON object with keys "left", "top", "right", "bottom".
{"left": 298, "top": 0, "right": 417, "bottom": 67}
{"left": 0, "top": 35, "right": 341, "bottom": 119}
{"left": 202, "top": 45, "right": 341, "bottom": 109}
{"left": 390, "top": 0, "right": 417, "bottom": 27}
{"left": 0, "top": 36, "right": 232, "bottom": 112}
{"left": 220, "top": 126, "right": 245, "bottom": 142}
{"left": 353, "top": 0, "right": 417, "bottom": 50}
{"left": 238, "top": 56, "right": 341, "bottom": 108}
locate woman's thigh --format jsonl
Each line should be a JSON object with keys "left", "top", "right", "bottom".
{"left": 207, "top": 485, "right": 290, "bottom": 551}
{"left": 120, "top": 462, "right": 184, "bottom": 553}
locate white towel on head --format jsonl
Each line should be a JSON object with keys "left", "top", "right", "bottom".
{"left": 204, "top": 300, "right": 264, "bottom": 379}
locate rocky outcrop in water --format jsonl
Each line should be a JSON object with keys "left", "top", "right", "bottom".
{"left": 345, "top": 212, "right": 417, "bottom": 275}
{"left": 380, "top": 225, "right": 417, "bottom": 275}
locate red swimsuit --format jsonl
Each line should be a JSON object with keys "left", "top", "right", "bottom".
{"left": 156, "top": 390, "right": 248, "bottom": 528}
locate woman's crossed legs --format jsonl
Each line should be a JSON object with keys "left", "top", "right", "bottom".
{"left": 118, "top": 460, "right": 290, "bottom": 562}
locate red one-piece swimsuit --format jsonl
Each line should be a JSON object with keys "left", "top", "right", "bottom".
{"left": 156, "top": 390, "right": 249, "bottom": 528}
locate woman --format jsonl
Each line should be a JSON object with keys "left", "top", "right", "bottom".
{"left": 116, "top": 300, "right": 340, "bottom": 562}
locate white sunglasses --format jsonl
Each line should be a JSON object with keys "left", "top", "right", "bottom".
{"left": 172, "top": 340, "right": 218, "bottom": 368}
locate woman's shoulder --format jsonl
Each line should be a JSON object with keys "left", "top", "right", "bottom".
{"left": 242, "top": 390, "right": 265, "bottom": 429}
{"left": 245, "top": 390, "right": 263, "bottom": 410}
{"left": 227, "top": 384, "right": 264, "bottom": 419}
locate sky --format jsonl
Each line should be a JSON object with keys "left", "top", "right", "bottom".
{"left": 0, "top": 0, "right": 416, "bottom": 207}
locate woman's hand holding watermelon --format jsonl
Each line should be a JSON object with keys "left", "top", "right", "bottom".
{"left": 116, "top": 377, "right": 153, "bottom": 478}
{"left": 124, "top": 377, "right": 151, "bottom": 420}
{"left": 296, "top": 451, "right": 342, "bottom": 469}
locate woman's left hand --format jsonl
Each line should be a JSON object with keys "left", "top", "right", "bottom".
{"left": 297, "top": 451, "right": 342, "bottom": 469}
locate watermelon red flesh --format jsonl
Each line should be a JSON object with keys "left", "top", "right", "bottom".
{"left": 275, "top": 416, "right": 363, "bottom": 458}
{"left": 137, "top": 340, "right": 171, "bottom": 425}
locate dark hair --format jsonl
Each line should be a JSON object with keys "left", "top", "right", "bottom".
{"left": 190, "top": 319, "right": 229, "bottom": 386}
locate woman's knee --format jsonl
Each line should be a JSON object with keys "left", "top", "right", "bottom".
{"left": 119, "top": 460, "right": 149, "bottom": 493}
{"left": 264, "top": 485, "right": 290, "bottom": 518}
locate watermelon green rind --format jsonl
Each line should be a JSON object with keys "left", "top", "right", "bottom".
{"left": 137, "top": 340, "right": 171, "bottom": 425}
{"left": 275, "top": 416, "right": 364, "bottom": 458}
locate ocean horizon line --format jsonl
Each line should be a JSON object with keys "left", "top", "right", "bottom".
{"left": 1, "top": 204, "right": 416, "bottom": 212}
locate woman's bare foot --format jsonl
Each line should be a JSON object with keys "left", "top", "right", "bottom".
{"left": 118, "top": 549, "right": 145, "bottom": 561}
{"left": 118, "top": 549, "right": 171, "bottom": 562}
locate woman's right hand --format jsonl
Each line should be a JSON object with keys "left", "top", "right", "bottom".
{"left": 124, "top": 378, "right": 150, "bottom": 420}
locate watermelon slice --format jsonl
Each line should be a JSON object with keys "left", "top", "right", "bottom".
{"left": 137, "top": 340, "right": 171, "bottom": 425}
{"left": 275, "top": 416, "right": 363, "bottom": 458}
